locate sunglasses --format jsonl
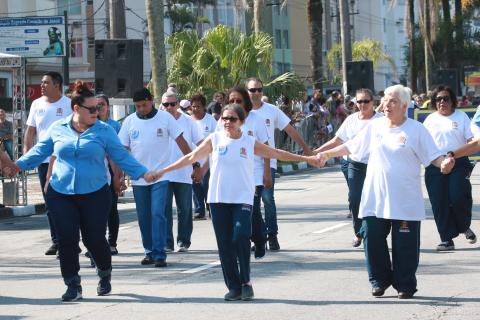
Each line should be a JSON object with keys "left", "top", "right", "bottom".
{"left": 356, "top": 99, "right": 371, "bottom": 105}
{"left": 229, "top": 99, "right": 243, "bottom": 104}
{"left": 78, "top": 104, "right": 101, "bottom": 114}
{"left": 247, "top": 88, "right": 263, "bottom": 93}
{"left": 435, "top": 96, "right": 451, "bottom": 103}
{"left": 221, "top": 116, "right": 239, "bottom": 123}
{"left": 162, "top": 102, "right": 177, "bottom": 107}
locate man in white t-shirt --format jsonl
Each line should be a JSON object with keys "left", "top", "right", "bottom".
{"left": 24, "top": 72, "right": 72, "bottom": 256}
{"left": 118, "top": 88, "right": 193, "bottom": 268}
{"left": 247, "top": 77, "right": 313, "bottom": 251}
{"left": 163, "top": 92, "right": 203, "bottom": 253}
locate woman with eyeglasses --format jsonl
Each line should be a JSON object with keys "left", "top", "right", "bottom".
{"left": 221, "top": 87, "right": 270, "bottom": 260}
{"left": 313, "top": 88, "right": 383, "bottom": 248}
{"left": 154, "top": 104, "right": 320, "bottom": 301}
{"left": 9, "top": 81, "right": 157, "bottom": 302}
{"left": 423, "top": 85, "right": 477, "bottom": 251}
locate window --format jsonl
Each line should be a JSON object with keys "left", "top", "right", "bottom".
{"left": 283, "top": 30, "right": 289, "bottom": 49}
{"left": 117, "top": 43, "right": 126, "bottom": 59}
{"left": 275, "top": 5, "right": 281, "bottom": 16}
{"left": 69, "top": 38, "right": 82, "bottom": 57}
{"left": 57, "top": 0, "right": 81, "bottom": 15}
{"left": 275, "top": 29, "right": 282, "bottom": 49}
{"left": 87, "top": 36, "right": 95, "bottom": 49}
{"left": 95, "top": 43, "right": 104, "bottom": 59}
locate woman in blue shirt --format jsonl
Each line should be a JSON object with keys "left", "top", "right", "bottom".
{"left": 11, "top": 81, "right": 156, "bottom": 302}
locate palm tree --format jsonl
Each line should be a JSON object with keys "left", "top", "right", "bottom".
{"left": 307, "top": 0, "right": 323, "bottom": 89}
{"left": 145, "top": 0, "right": 167, "bottom": 98}
{"left": 407, "top": 0, "right": 418, "bottom": 93}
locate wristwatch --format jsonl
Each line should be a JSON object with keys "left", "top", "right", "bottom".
{"left": 447, "top": 151, "right": 455, "bottom": 158}
{"left": 192, "top": 162, "right": 201, "bottom": 169}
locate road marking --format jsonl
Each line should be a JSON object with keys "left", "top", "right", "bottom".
{"left": 119, "top": 226, "right": 132, "bottom": 231}
{"left": 312, "top": 222, "right": 350, "bottom": 234}
{"left": 182, "top": 260, "right": 221, "bottom": 274}
{"left": 292, "top": 187, "right": 314, "bottom": 193}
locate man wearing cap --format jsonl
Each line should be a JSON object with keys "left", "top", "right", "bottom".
{"left": 118, "top": 88, "right": 194, "bottom": 267}
{"left": 179, "top": 99, "right": 192, "bottom": 116}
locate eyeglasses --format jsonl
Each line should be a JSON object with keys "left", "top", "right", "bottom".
{"left": 78, "top": 104, "right": 101, "bottom": 114}
{"left": 228, "top": 99, "right": 243, "bottom": 104}
{"left": 247, "top": 88, "right": 263, "bottom": 93}
{"left": 356, "top": 100, "right": 371, "bottom": 105}
{"left": 221, "top": 116, "right": 239, "bottom": 123}
{"left": 162, "top": 102, "right": 177, "bottom": 107}
{"left": 435, "top": 96, "right": 451, "bottom": 103}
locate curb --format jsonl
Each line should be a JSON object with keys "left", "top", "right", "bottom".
{"left": 0, "top": 203, "right": 46, "bottom": 220}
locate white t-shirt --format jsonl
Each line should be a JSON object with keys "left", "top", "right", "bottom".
{"left": 207, "top": 131, "right": 255, "bottom": 205}
{"left": 26, "top": 96, "right": 72, "bottom": 163}
{"left": 423, "top": 110, "right": 473, "bottom": 154}
{"left": 216, "top": 111, "right": 269, "bottom": 186}
{"left": 251, "top": 102, "right": 290, "bottom": 169}
{"left": 164, "top": 113, "right": 203, "bottom": 184}
{"left": 471, "top": 122, "right": 480, "bottom": 138}
{"left": 345, "top": 118, "right": 443, "bottom": 221}
{"left": 118, "top": 110, "right": 183, "bottom": 186}
{"left": 335, "top": 111, "right": 383, "bottom": 163}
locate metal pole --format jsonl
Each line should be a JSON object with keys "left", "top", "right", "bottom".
{"left": 339, "top": 0, "right": 352, "bottom": 94}
{"left": 63, "top": 10, "right": 69, "bottom": 92}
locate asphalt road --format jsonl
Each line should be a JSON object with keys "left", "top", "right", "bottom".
{"left": 1, "top": 166, "right": 480, "bottom": 320}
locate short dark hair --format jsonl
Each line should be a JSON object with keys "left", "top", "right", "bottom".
{"left": 245, "top": 77, "right": 263, "bottom": 87}
{"left": 227, "top": 86, "right": 253, "bottom": 113}
{"left": 431, "top": 85, "right": 458, "bottom": 109}
{"left": 213, "top": 91, "right": 225, "bottom": 99}
{"left": 71, "top": 80, "right": 95, "bottom": 110}
{"left": 96, "top": 94, "right": 109, "bottom": 106}
{"left": 355, "top": 88, "right": 374, "bottom": 101}
{"left": 222, "top": 104, "right": 246, "bottom": 121}
{"left": 207, "top": 101, "right": 222, "bottom": 114}
{"left": 190, "top": 94, "right": 207, "bottom": 108}
{"left": 43, "top": 71, "right": 63, "bottom": 89}
{"left": 133, "top": 88, "right": 153, "bottom": 102}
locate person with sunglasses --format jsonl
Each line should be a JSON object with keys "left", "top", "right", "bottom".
{"left": 423, "top": 85, "right": 477, "bottom": 251}
{"left": 154, "top": 103, "right": 320, "bottom": 301}
{"left": 118, "top": 88, "right": 194, "bottom": 268}
{"left": 9, "top": 81, "right": 157, "bottom": 301}
{"left": 24, "top": 71, "right": 72, "bottom": 257}
{"left": 247, "top": 77, "right": 313, "bottom": 251}
{"left": 313, "top": 88, "right": 383, "bottom": 248}
{"left": 219, "top": 86, "right": 270, "bottom": 259}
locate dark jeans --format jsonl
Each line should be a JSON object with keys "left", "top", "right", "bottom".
{"left": 360, "top": 216, "right": 421, "bottom": 294}
{"left": 251, "top": 185, "right": 267, "bottom": 245}
{"left": 38, "top": 163, "right": 57, "bottom": 245}
{"left": 165, "top": 182, "right": 193, "bottom": 248}
{"left": 210, "top": 203, "right": 252, "bottom": 291}
{"left": 46, "top": 184, "right": 112, "bottom": 280}
{"left": 261, "top": 168, "right": 278, "bottom": 236}
{"left": 107, "top": 183, "right": 119, "bottom": 247}
{"left": 425, "top": 157, "right": 473, "bottom": 242}
{"left": 192, "top": 170, "right": 210, "bottom": 217}
{"left": 348, "top": 160, "right": 367, "bottom": 236}
{"left": 340, "top": 158, "right": 349, "bottom": 182}
{"left": 3, "top": 139, "right": 12, "bottom": 160}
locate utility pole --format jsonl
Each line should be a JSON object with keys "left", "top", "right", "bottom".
{"left": 408, "top": 0, "right": 417, "bottom": 93}
{"left": 105, "top": 0, "right": 110, "bottom": 39}
{"left": 63, "top": 11, "right": 69, "bottom": 92}
{"left": 424, "top": 0, "right": 432, "bottom": 92}
{"left": 339, "top": 0, "right": 352, "bottom": 94}
{"left": 109, "top": 0, "right": 127, "bottom": 38}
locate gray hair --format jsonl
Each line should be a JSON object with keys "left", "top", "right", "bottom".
{"left": 162, "top": 91, "right": 178, "bottom": 101}
{"left": 222, "top": 104, "right": 246, "bottom": 121}
{"left": 384, "top": 84, "right": 411, "bottom": 107}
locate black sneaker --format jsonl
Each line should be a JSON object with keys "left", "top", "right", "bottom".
{"left": 154, "top": 259, "right": 167, "bottom": 267}
{"left": 61, "top": 285, "right": 82, "bottom": 302}
{"left": 224, "top": 289, "right": 242, "bottom": 301}
{"left": 268, "top": 235, "right": 280, "bottom": 251}
{"left": 398, "top": 291, "right": 414, "bottom": 299}
{"left": 97, "top": 275, "right": 111, "bottom": 296}
{"left": 141, "top": 256, "right": 154, "bottom": 265}
{"left": 436, "top": 240, "right": 455, "bottom": 251}
{"left": 254, "top": 242, "right": 266, "bottom": 259}
{"left": 45, "top": 244, "right": 58, "bottom": 255}
{"left": 465, "top": 228, "right": 477, "bottom": 244}
{"left": 110, "top": 246, "right": 118, "bottom": 255}
{"left": 371, "top": 284, "right": 390, "bottom": 297}
{"left": 241, "top": 285, "right": 254, "bottom": 301}
{"left": 352, "top": 236, "right": 362, "bottom": 248}
{"left": 193, "top": 213, "right": 207, "bottom": 220}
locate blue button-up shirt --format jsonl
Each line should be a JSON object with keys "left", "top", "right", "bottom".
{"left": 17, "top": 115, "right": 148, "bottom": 195}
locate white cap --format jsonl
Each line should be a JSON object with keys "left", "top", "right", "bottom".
{"left": 179, "top": 99, "right": 191, "bottom": 109}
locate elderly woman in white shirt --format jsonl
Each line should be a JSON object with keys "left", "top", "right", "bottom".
{"left": 317, "top": 85, "right": 453, "bottom": 299}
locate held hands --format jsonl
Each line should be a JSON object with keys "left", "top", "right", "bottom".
{"left": 305, "top": 155, "right": 322, "bottom": 168}
{"left": 440, "top": 155, "right": 455, "bottom": 174}
{"left": 315, "top": 153, "right": 329, "bottom": 167}
{"left": 143, "top": 171, "right": 159, "bottom": 183}
{"left": 191, "top": 167, "right": 203, "bottom": 184}
{"left": 263, "top": 172, "right": 273, "bottom": 189}
{"left": 2, "top": 163, "right": 20, "bottom": 178}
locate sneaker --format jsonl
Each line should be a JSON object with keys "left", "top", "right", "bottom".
{"left": 346, "top": 211, "right": 353, "bottom": 219}
{"left": 97, "top": 275, "right": 111, "bottom": 296}
{"left": 110, "top": 246, "right": 118, "bottom": 255}
{"left": 61, "top": 285, "right": 82, "bottom": 302}
{"left": 352, "top": 236, "right": 362, "bottom": 248}
{"left": 154, "top": 259, "right": 167, "bottom": 268}
{"left": 141, "top": 256, "right": 154, "bottom": 265}
{"left": 45, "top": 244, "right": 58, "bottom": 255}
{"left": 436, "top": 240, "right": 455, "bottom": 251}
{"left": 251, "top": 244, "right": 256, "bottom": 252}
{"left": 177, "top": 243, "right": 189, "bottom": 253}
{"left": 398, "top": 291, "right": 414, "bottom": 299}
{"left": 371, "top": 284, "right": 390, "bottom": 297}
{"left": 164, "top": 246, "right": 174, "bottom": 253}
{"left": 224, "top": 289, "right": 242, "bottom": 301}
{"left": 193, "top": 213, "right": 207, "bottom": 220}
{"left": 254, "top": 242, "right": 266, "bottom": 259}
{"left": 241, "top": 285, "right": 254, "bottom": 301}
{"left": 465, "top": 228, "right": 477, "bottom": 244}
{"left": 268, "top": 235, "right": 280, "bottom": 251}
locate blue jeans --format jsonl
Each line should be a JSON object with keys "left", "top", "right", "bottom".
{"left": 3, "top": 140, "right": 12, "bottom": 160}
{"left": 251, "top": 185, "right": 267, "bottom": 245}
{"left": 261, "top": 168, "right": 278, "bottom": 236}
{"left": 340, "top": 158, "right": 349, "bottom": 183}
{"left": 192, "top": 170, "right": 210, "bottom": 217}
{"left": 38, "top": 163, "right": 58, "bottom": 245}
{"left": 46, "top": 184, "right": 112, "bottom": 280}
{"left": 360, "top": 216, "right": 421, "bottom": 294}
{"left": 425, "top": 156, "right": 473, "bottom": 242}
{"left": 348, "top": 160, "right": 367, "bottom": 236}
{"left": 133, "top": 181, "right": 169, "bottom": 261}
{"left": 165, "top": 182, "right": 193, "bottom": 249}
{"left": 210, "top": 203, "right": 252, "bottom": 291}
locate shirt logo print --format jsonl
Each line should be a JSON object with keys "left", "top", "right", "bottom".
{"left": 265, "top": 119, "right": 271, "bottom": 126}
{"left": 217, "top": 145, "right": 227, "bottom": 155}
{"left": 130, "top": 130, "right": 139, "bottom": 140}
{"left": 398, "top": 135, "right": 407, "bottom": 145}
{"left": 240, "top": 147, "right": 247, "bottom": 158}
{"left": 56, "top": 108, "right": 63, "bottom": 116}
{"left": 157, "top": 128, "right": 163, "bottom": 137}
{"left": 452, "top": 121, "right": 458, "bottom": 129}
{"left": 248, "top": 130, "right": 254, "bottom": 136}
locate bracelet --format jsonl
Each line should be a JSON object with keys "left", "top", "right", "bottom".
{"left": 446, "top": 151, "right": 455, "bottom": 158}
{"left": 192, "top": 162, "right": 201, "bottom": 169}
